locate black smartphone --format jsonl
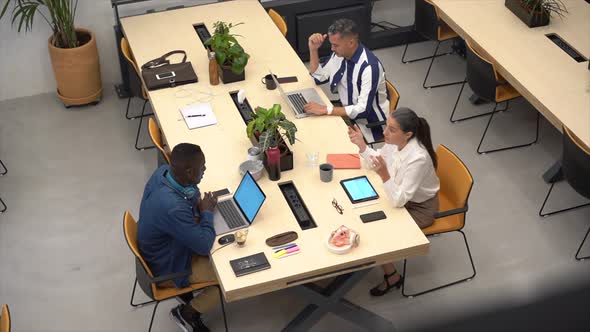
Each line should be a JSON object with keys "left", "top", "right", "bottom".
{"left": 277, "top": 76, "right": 298, "bottom": 84}
{"left": 212, "top": 188, "right": 231, "bottom": 198}
{"left": 360, "top": 211, "right": 387, "bottom": 223}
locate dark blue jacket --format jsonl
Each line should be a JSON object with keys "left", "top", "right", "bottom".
{"left": 137, "top": 165, "right": 215, "bottom": 288}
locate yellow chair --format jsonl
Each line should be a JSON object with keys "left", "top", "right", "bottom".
{"left": 121, "top": 37, "right": 155, "bottom": 151}
{"left": 123, "top": 211, "right": 228, "bottom": 332}
{"left": 268, "top": 9, "right": 287, "bottom": 37}
{"left": 362, "top": 79, "right": 400, "bottom": 147}
{"left": 0, "top": 304, "right": 10, "bottom": 332}
{"left": 148, "top": 118, "right": 171, "bottom": 165}
{"left": 401, "top": 144, "right": 477, "bottom": 297}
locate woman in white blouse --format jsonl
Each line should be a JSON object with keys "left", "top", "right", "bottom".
{"left": 348, "top": 107, "right": 440, "bottom": 297}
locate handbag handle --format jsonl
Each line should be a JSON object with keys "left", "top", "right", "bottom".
{"left": 142, "top": 50, "right": 187, "bottom": 69}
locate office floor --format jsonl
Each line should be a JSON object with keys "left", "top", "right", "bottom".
{"left": 1, "top": 40, "right": 589, "bottom": 332}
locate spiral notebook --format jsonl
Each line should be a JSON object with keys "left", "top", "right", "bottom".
{"left": 180, "top": 102, "right": 217, "bottom": 129}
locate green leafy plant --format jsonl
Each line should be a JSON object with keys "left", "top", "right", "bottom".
{"left": 1, "top": 0, "right": 81, "bottom": 48}
{"left": 204, "top": 21, "right": 250, "bottom": 75}
{"left": 246, "top": 104, "right": 297, "bottom": 152}
{"left": 520, "top": 0, "right": 568, "bottom": 18}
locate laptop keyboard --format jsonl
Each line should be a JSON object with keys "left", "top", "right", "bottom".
{"left": 218, "top": 200, "right": 245, "bottom": 229}
{"left": 287, "top": 93, "right": 307, "bottom": 114}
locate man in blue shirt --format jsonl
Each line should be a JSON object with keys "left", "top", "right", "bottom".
{"left": 305, "top": 18, "right": 390, "bottom": 143}
{"left": 138, "top": 143, "right": 218, "bottom": 332}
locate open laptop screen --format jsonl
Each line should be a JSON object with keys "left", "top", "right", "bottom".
{"left": 234, "top": 172, "right": 266, "bottom": 223}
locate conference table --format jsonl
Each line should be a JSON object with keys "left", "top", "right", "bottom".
{"left": 121, "top": 1, "right": 429, "bottom": 330}
{"left": 432, "top": 0, "right": 590, "bottom": 149}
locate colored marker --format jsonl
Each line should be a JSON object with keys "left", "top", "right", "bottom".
{"left": 273, "top": 243, "right": 297, "bottom": 253}
{"left": 279, "top": 250, "right": 301, "bottom": 259}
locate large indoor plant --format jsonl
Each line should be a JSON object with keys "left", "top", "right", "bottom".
{"left": 204, "top": 21, "right": 250, "bottom": 84}
{"left": 246, "top": 104, "right": 297, "bottom": 180}
{"left": 505, "top": 0, "right": 568, "bottom": 28}
{"left": 1, "top": 0, "right": 102, "bottom": 106}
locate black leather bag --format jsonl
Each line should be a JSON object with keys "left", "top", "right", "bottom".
{"left": 141, "top": 50, "right": 198, "bottom": 90}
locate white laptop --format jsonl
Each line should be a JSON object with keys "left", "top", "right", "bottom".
{"left": 270, "top": 69, "right": 325, "bottom": 119}
{"left": 213, "top": 171, "right": 266, "bottom": 236}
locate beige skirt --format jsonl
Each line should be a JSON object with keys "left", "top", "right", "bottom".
{"left": 405, "top": 195, "right": 439, "bottom": 229}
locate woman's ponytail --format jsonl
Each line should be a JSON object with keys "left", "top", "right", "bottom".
{"left": 416, "top": 117, "right": 437, "bottom": 169}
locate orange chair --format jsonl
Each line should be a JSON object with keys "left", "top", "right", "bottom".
{"left": 0, "top": 304, "right": 10, "bottom": 332}
{"left": 362, "top": 79, "right": 400, "bottom": 147}
{"left": 268, "top": 9, "right": 287, "bottom": 37}
{"left": 123, "top": 212, "right": 228, "bottom": 332}
{"left": 402, "top": 145, "right": 477, "bottom": 297}
{"left": 121, "top": 37, "right": 155, "bottom": 151}
{"left": 148, "top": 118, "right": 171, "bottom": 165}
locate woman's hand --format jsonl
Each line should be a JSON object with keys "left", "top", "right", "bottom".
{"left": 347, "top": 124, "right": 367, "bottom": 153}
{"left": 370, "top": 155, "right": 390, "bottom": 182}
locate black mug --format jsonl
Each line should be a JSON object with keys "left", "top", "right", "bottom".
{"left": 262, "top": 74, "right": 278, "bottom": 90}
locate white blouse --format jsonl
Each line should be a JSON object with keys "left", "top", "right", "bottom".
{"left": 360, "top": 138, "right": 440, "bottom": 208}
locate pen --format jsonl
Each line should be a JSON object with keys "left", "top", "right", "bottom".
{"left": 273, "top": 246, "right": 300, "bottom": 258}
{"left": 188, "top": 114, "right": 206, "bottom": 117}
{"left": 352, "top": 201, "right": 379, "bottom": 209}
{"left": 279, "top": 250, "right": 301, "bottom": 259}
{"left": 272, "top": 242, "right": 297, "bottom": 251}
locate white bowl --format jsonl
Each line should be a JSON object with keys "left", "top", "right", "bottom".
{"left": 239, "top": 160, "right": 264, "bottom": 180}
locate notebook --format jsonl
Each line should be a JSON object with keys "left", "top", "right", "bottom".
{"left": 180, "top": 102, "right": 217, "bottom": 129}
{"left": 230, "top": 252, "right": 271, "bottom": 277}
{"left": 326, "top": 154, "right": 361, "bottom": 169}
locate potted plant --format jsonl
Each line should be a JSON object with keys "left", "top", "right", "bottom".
{"left": 1, "top": 0, "right": 102, "bottom": 107}
{"left": 505, "top": 0, "right": 568, "bottom": 28}
{"left": 204, "top": 21, "right": 250, "bottom": 84}
{"left": 246, "top": 104, "right": 297, "bottom": 180}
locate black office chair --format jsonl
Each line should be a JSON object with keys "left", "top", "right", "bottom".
{"left": 401, "top": 0, "right": 464, "bottom": 89}
{"left": 0, "top": 158, "right": 6, "bottom": 213}
{"left": 451, "top": 41, "right": 539, "bottom": 154}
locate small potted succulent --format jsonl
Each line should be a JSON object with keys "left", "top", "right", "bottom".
{"left": 204, "top": 21, "right": 250, "bottom": 83}
{"left": 505, "top": 0, "right": 568, "bottom": 28}
{"left": 246, "top": 104, "right": 297, "bottom": 180}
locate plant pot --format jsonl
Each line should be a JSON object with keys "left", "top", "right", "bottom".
{"left": 505, "top": 0, "right": 550, "bottom": 28}
{"left": 48, "top": 28, "right": 102, "bottom": 107}
{"left": 219, "top": 65, "right": 245, "bottom": 84}
{"left": 250, "top": 132, "right": 294, "bottom": 172}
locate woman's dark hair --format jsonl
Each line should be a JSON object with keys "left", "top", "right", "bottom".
{"left": 391, "top": 108, "right": 437, "bottom": 169}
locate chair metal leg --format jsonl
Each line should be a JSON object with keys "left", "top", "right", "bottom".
{"left": 402, "top": 230, "right": 476, "bottom": 297}
{"left": 147, "top": 300, "right": 160, "bottom": 332}
{"left": 450, "top": 79, "right": 498, "bottom": 123}
{"left": 216, "top": 285, "right": 229, "bottom": 332}
{"left": 0, "top": 197, "right": 6, "bottom": 213}
{"left": 135, "top": 101, "right": 156, "bottom": 151}
{"left": 575, "top": 226, "right": 590, "bottom": 261}
{"left": 423, "top": 40, "right": 465, "bottom": 89}
{"left": 539, "top": 182, "right": 590, "bottom": 217}
{"left": 401, "top": 41, "right": 452, "bottom": 64}
{"left": 126, "top": 97, "right": 154, "bottom": 120}
{"left": 477, "top": 101, "right": 540, "bottom": 154}
{"left": 130, "top": 278, "right": 157, "bottom": 307}
{"left": 0, "top": 159, "right": 6, "bottom": 176}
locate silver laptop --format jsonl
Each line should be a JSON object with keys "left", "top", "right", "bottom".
{"left": 270, "top": 70, "right": 325, "bottom": 119}
{"left": 213, "top": 171, "right": 266, "bottom": 236}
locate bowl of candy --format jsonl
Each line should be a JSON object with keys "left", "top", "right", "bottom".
{"left": 325, "top": 225, "right": 360, "bottom": 254}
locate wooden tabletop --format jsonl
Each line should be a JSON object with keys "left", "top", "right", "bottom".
{"left": 433, "top": 0, "right": 590, "bottom": 147}
{"left": 121, "top": 0, "right": 429, "bottom": 302}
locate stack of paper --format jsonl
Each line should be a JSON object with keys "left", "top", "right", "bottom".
{"left": 180, "top": 103, "right": 218, "bottom": 129}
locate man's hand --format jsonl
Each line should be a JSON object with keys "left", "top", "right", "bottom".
{"left": 308, "top": 33, "right": 327, "bottom": 51}
{"left": 198, "top": 192, "right": 218, "bottom": 213}
{"left": 347, "top": 124, "right": 367, "bottom": 153}
{"left": 370, "top": 155, "right": 391, "bottom": 183}
{"left": 304, "top": 101, "right": 327, "bottom": 115}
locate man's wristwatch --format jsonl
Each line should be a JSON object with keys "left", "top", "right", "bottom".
{"left": 326, "top": 105, "right": 334, "bottom": 115}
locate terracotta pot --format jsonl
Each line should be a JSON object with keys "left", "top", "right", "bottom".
{"left": 48, "top": 28, "right": 102, "bottom": 106}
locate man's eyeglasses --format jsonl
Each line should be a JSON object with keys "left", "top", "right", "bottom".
{"left": 332, "top": 198, "right": 343, "bottom": 214}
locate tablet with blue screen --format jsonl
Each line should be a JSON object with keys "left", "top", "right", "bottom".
{"left": 340, "top": 176, "right": 379, "bottom": 204}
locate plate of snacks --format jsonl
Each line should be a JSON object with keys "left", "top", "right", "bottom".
{"left": 326, "top": 225, "right": 360, "bottom": 254}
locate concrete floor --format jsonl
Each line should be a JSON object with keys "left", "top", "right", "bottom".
{"left": 1, "top": 40, "right": 589, "bottom": 332}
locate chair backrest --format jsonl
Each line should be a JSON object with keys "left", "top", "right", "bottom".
{"left": 123, "top": 211, "right": 157, "bottom": 299}
{"left": 465, "top": 40, "right": 498, "bottom": 102}
{"left": 562, "top": 126, "right": 590, "bottom": 199}
{"left": 268, "top": 9, "right": 287, "bottom": 37}
{"left": 385, "top": 80, "right": 400, "bottom": 112}
{"left": 0, "top": 304, "right": 10, "bottom": 332}
{"left": 148, "top": 118, "right": 171, "bottom": 164}
{"left": 120, "top": 37, "right": 146, "bottom": 99}
{"left": 436, "top": 145, "right": 474, "bottom": 227}
{"left": 414, "top": 0, "right": 439, "bottom": 40}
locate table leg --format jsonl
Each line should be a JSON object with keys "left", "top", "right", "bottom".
{"left": 282, "top": 269, "right": 395, "bottom": 332}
